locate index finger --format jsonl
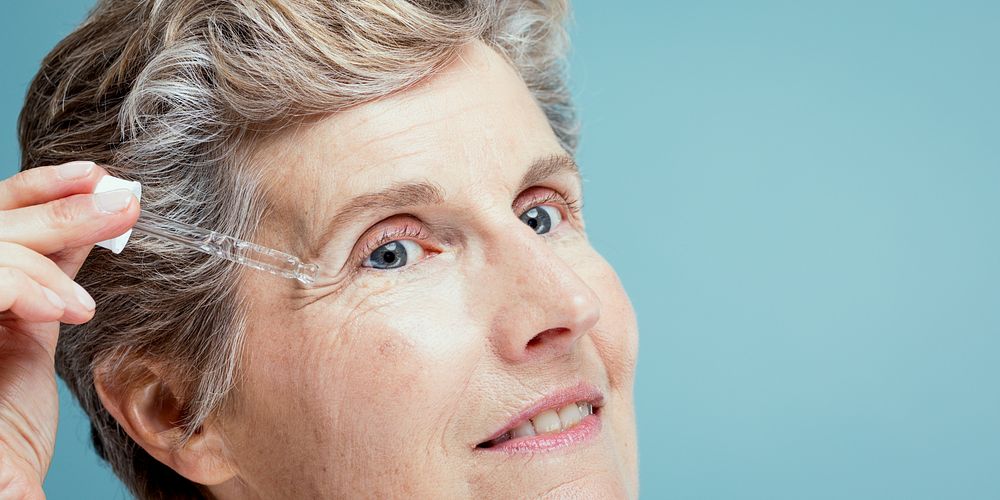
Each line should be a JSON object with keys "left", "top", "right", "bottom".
{"left": 0, "top": 161, "right": 109, "bottom": 211}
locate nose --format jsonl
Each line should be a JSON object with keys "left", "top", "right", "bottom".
{"left": 482, "top": 220, "right": 602, "bottom": 363}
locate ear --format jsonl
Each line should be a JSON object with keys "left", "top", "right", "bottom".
{"left": 94, "top": 362, "right": 238, "bottom": 486}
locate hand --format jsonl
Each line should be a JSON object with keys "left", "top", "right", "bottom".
{"left": 0, "top": 161, "right": 138, "bottom": 497}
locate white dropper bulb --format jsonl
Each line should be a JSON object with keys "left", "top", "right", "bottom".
{"left": 92, "top": 175, "right": 142, "bottom": 254}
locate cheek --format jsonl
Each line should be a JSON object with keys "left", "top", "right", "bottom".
{"left": 267, "top": 275, "right": 483, "bottom": 477}
{"left": 574, "top": 251, "right": 641, "bottom": 493}
{"left": 581, "top": 251, "right": 640, "bottom": 390}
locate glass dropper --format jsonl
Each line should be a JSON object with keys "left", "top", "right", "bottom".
{"left": 131, "top": 209, "right": 320, "bottom": 285}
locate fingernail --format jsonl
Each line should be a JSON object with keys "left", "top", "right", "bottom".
{"left": 72, "top": 282, "right": 96, "bottom": 311}
{"left": 57, "top": 161, "right": 95, "bottom": 180}
{"left": 94, "top": 189, "right": 134, "bottom": 213}
{"left": 41, "top": 286, "right": 66, "bottom": 310}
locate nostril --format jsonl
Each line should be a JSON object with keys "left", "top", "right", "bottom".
{"left": 526, "top": 327, "right": 571, "bottom": 349}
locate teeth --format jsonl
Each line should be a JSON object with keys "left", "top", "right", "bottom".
{"left": 510, "top": 420, "right": 536, "bottom": 438}
{"left": 558, "top": 402, "right": 583, "bottom": 428}
{"left": 514, "top": 401, "right": 597, "bottom": 441}
{"left": 481, "top": 400, "right": 598, "bottom": 448}
{"left": 531, "top": 410, "right": 562, "bottom": 434}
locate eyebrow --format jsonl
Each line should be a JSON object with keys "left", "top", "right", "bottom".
{"left": 310, "top": 153, "right": 581, "bottom": 258}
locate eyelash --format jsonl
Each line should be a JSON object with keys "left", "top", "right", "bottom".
{"left": 352, "top": 189, "right": 583, "bottom": 270}
{"left": 355, "top": 223, "right": 430, "bottom": 268}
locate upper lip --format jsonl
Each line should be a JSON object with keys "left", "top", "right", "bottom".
{"left": 477, "top": 381, "right": 605, "bottom": 447}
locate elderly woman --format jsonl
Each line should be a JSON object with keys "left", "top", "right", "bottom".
{"left": 0, "top": 0, "right": 638, "bottom": 497}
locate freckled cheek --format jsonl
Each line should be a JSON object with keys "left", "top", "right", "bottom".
{"left": 581, "top": 255, "right": 640, "bottom": 386}
{"left": 298, "top": 292, "right": 482, "bottom": 452}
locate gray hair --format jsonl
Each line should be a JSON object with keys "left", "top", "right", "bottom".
{"left": 18, "top": 0, "right": 577, "bottom": 498}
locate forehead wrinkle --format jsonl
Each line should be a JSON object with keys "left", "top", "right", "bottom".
{"left": 344, "top": 100, "right": 491, "bottom": 158}
{"left": 336, "top": 120, "right": 435, "bottom": 162}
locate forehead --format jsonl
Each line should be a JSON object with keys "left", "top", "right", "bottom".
{"left": 255, "top": 42, "right": 566, "bottom": 242}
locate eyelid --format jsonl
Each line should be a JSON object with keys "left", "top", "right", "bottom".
{"left": 515, "top": 186, "right": 584, "bottom": 222}
{"left": 352, "top": 220, "right": 431, "bottom": 269}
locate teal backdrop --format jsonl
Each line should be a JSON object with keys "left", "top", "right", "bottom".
{"left": 3, "top": 1, "right": 999, "bottom": 499}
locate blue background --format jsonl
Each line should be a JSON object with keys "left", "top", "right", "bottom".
{"left": 4, "top": 1, "right": 999, "bottom": 498}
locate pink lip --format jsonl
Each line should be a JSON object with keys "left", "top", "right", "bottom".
{"left": 477, "top": 381, "right": 605, "bottom": 453}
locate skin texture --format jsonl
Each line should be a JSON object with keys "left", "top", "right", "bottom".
{"left": 201, "top": 42, "right": 640, "bottom": 498}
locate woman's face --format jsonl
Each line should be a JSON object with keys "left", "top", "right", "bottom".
{"left": 216, "top": 42, "right": 639, "bottom": 498}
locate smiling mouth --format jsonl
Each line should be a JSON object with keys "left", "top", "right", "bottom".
{"left": 477, "top": 400, "right": 600, "bottom": 449}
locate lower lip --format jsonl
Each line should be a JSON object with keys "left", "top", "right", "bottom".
{"left": 482, "top": 412, "right": 602, "bottom": 454}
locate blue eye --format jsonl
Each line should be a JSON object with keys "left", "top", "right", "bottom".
{"left": 362, "top": 240, "right": 424, "bottom": 270}
{"left": 519, "top": 205, "right": 563, "bottom": 234}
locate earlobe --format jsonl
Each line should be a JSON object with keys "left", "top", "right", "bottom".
{"left": 93, "top": 362, "right": 238, "bottom": 486}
